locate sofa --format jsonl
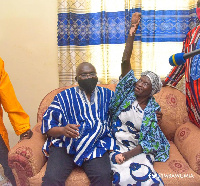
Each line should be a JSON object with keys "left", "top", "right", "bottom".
{"left": 8, "top": 84, "right": 200, "bottom": 186}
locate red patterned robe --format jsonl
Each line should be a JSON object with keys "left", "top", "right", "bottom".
{"left": 165, "top": 26, "right": 200, "bottom": 127}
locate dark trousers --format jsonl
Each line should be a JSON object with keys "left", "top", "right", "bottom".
{"left": 0, "top": 135, "right": 16, "bottom": 186}
{"left": 42, "top": 146, "right": 112, "bottom": 186}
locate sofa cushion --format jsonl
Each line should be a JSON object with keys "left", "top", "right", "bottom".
{"left": 29, "top": 163, "right": 90, "bottom": 186}
{"left": 30, "top": 141, "right": 200, "bottom": 186}
{"left": 154, "top": 86, "right": 189, "bottom": 141}
{"left": 154, "top": 141, "right": 200, "bottom": 185}
{"left": 174, "top": 122, "right": 200, "bottom": 175}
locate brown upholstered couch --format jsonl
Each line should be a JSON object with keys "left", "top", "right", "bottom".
{"left": 8, "top": 84, "right": 200, "bottom": 186}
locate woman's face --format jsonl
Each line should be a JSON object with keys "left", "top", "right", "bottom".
{"left": 135, "top": 76, "right": 152, "bottom": 97}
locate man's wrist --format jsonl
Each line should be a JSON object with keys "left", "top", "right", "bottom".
{"left": 58, "top": 127, "right": 65, "bottom": 136}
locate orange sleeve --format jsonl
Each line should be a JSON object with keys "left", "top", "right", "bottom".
{"left": 0, "top": 57, "right": 30, "bottom": 136}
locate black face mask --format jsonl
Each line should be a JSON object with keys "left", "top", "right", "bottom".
{"left": 78, "top": 78, "right": 98, "bottom": 93}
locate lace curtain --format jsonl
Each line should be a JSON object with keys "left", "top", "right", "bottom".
{"left": 57, "top": 0, "right": 198, "bottom": 88}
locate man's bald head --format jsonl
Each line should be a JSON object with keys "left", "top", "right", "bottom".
{"left": 76, "top": 62, "right": 96, "bottom": 78}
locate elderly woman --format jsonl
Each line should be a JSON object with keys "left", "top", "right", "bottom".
{"left": 109, "top": 13, "right": 170, "bottom": 185}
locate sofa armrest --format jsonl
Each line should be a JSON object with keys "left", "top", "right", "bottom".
{"left": 8, "top": 122, "right": 47, "bottom": 186}
{"left": 174, "top": 121, "right": 200, "bottom": 175}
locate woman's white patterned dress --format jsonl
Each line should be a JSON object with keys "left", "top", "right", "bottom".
{"left": 110, "top": 100, "right": 164, "bottom": 186}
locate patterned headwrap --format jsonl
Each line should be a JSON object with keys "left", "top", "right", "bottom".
{"left": 141, "top": 71, "right": 162, "bottom": 96}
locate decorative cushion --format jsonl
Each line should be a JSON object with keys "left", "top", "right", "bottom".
{"left": 8, "top": 122, "right": 47, "bottom": 186}
{"left": 154, "top": 141, "right": 200, "bottom": 185}
{"left": 174, "top": 122, "right": 200, "bottom": 175}
{"left": 154, "top": 86, "right": 189, "bottom": 141}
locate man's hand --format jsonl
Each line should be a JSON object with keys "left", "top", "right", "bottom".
{"left": 62, "top": 124, "right": 80, "bottom": 138}
{"left": 129, "top": 12, "right": 141, "bottom": 36}
{"left": 46, "top": 124, "right": 80, "bottom": 138}
{"left": 20, "top": 129, "right": 33, "bottom": 140}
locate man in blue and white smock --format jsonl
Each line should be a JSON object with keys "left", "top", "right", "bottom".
{"left": 41, "top": 62, "right": 115, "bottom": 186}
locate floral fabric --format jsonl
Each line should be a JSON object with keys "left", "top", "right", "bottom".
{"left": 109, "top": 70, "right": 170, "bottom": 162}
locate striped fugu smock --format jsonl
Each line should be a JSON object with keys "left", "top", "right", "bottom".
{"left": 41, "top": 86, "right": 115, "bottom": 166}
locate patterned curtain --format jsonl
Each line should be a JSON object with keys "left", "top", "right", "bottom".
{"left": 57, "top": 0, "right": 198, "bottom": 87}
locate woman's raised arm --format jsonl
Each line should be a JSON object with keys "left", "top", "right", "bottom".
{"left": 121, "top": 12, "right": 141, "bottom": 77}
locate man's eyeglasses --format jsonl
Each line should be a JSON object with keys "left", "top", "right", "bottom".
{"left": 79, "top": 72, "right": 97, "bottom": 79}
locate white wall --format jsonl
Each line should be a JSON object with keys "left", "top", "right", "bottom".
{"left": 0, "top": 0, "right": 59, "bottom": 147}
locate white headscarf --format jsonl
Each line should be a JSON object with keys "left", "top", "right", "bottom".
{"left": 141, "top": 71, "right": 162, "bottom": 96}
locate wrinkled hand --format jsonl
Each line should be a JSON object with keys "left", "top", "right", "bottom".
{"left": 63, "top": 124, "right": 80, "bottom": 138}
{"left": 129, "top": 12, "right": 141, "bottom": 36}
{"left": 131, "top": 12, "right": 141, "bottom": 25}
{"left": 122, "top": 151, "right": 133, "bottom": 162}
{"left": 156, "top": 111, "right": 163, "bottom": 125}
{"left": 20, "top": 129, "right": 33, "bottom": 140}
{"left": 115, "top": 153, "right": 125, "bottom": 164}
